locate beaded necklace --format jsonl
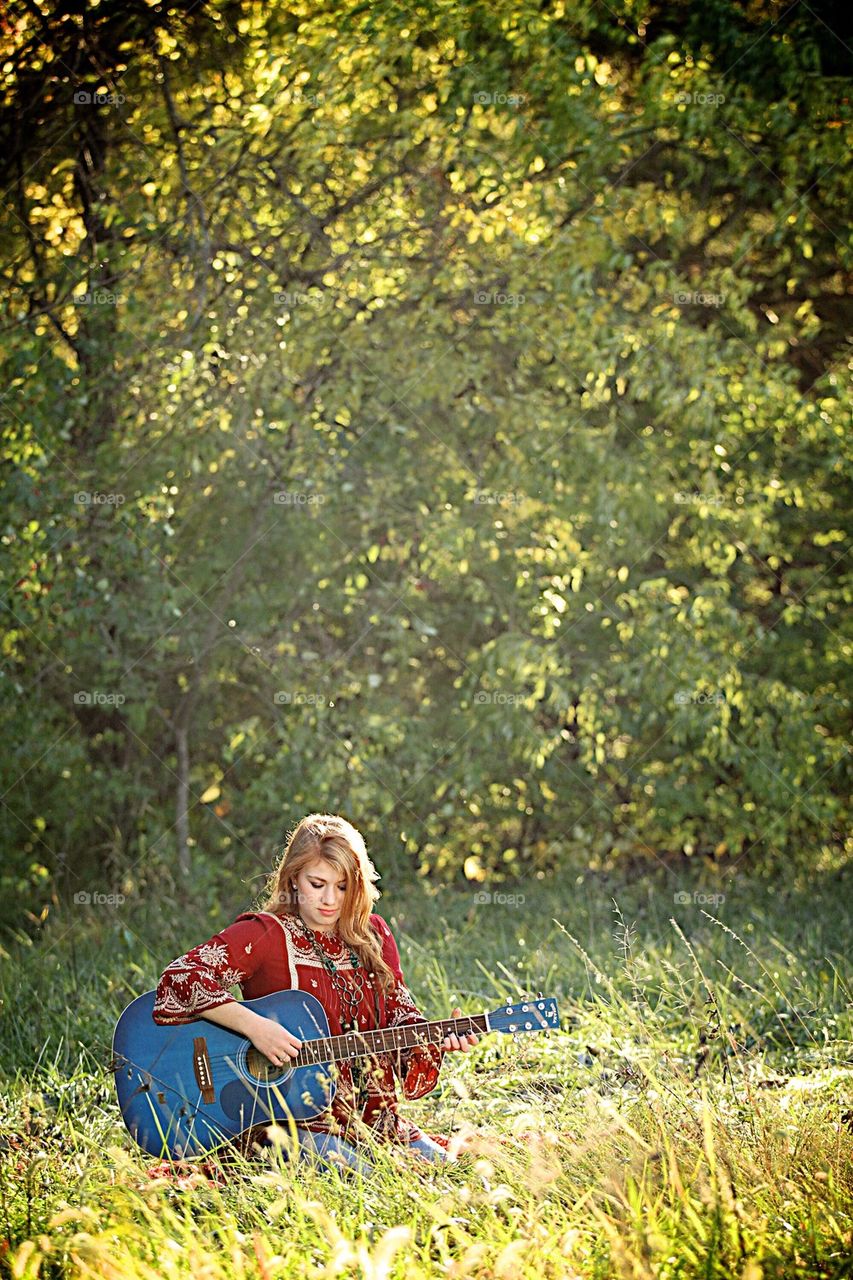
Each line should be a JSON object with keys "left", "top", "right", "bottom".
{"left": 297, "top": 916, "right": 381, "bottom": 1105}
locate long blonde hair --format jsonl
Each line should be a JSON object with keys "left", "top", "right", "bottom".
{"left": 259, "top": 813, "right": 396, "bottom": 994}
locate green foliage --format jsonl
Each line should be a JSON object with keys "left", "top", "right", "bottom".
{"left": 0, "top": 0, "right": 850, "bottom": 922}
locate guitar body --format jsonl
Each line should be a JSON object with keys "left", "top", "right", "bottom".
{"left": 112, "top": 988, "right": 336, "bottom": 1158}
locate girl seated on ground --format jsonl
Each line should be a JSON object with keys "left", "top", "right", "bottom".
{"left": 152, "top": 812, "right": 478, "bottom": 1172}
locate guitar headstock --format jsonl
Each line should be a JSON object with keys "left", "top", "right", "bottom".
{"left": 488, "top": 996, "right": 560, "bottom": 1034}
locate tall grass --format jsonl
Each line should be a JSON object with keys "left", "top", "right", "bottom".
{"left": 1, "top": 858, "right": 850, "bottom": 1278}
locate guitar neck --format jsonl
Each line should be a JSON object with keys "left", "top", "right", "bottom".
{"left": 294, "top": 1013, "right": 490, "bottom": 1068}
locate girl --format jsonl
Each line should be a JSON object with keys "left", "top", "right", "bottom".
{"left": 152, "top": 812, "right": 478, "bottom": 1171}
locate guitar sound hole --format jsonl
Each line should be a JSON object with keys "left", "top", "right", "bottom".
{"left": 246, "top": 1047, "right": 289, "bottom": 1082}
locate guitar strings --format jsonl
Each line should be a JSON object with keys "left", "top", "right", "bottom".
{"left": 199, "top": 1027, "right": 480, "bottom": 1066}
{"left": 193, "top": 1012, "right": 551, "bottom": 1069}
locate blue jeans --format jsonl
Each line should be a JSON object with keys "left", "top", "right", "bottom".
{"left": 294, "top": 1126, "right": 448, "bottom": 1173}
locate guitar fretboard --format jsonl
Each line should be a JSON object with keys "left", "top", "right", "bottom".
{"left": 293, "top": 1013, "right": 490, "bottom": 1067}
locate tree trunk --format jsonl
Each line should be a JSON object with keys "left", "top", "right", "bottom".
{"left": 175, "top": 719, "right": 191, "bottom": 877}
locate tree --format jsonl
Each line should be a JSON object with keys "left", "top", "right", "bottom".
{"left": 1, "top": 0, "right": 849, "bottom": 926}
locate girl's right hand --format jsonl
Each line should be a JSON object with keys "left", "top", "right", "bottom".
{"left": 248, "top": 1013, "right": 302, "bottom": 1065}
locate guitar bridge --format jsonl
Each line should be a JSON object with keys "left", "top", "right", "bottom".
{"left": 193, "top": 1036, "right": 216, "bottom": 1104}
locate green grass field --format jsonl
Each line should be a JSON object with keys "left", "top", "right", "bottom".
{"left": 1, "top": 858, "right": 851, "bottom": 1279}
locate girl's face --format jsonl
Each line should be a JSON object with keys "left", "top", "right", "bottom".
{"left": 292, "top": 856, "right": 347, "bottom": 932}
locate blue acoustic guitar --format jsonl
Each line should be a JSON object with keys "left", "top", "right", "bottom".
{"left": 112, "top": 989, "right": 560, "bottom": 1158}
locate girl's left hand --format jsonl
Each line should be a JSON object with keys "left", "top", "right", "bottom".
{"left": 443, "top": 1005, "right": 479, "bottom": 1052}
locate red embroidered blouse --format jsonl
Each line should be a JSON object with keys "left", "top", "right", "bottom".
{"left": 152, "top": 910, "right": 447, "bottom": 1148}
